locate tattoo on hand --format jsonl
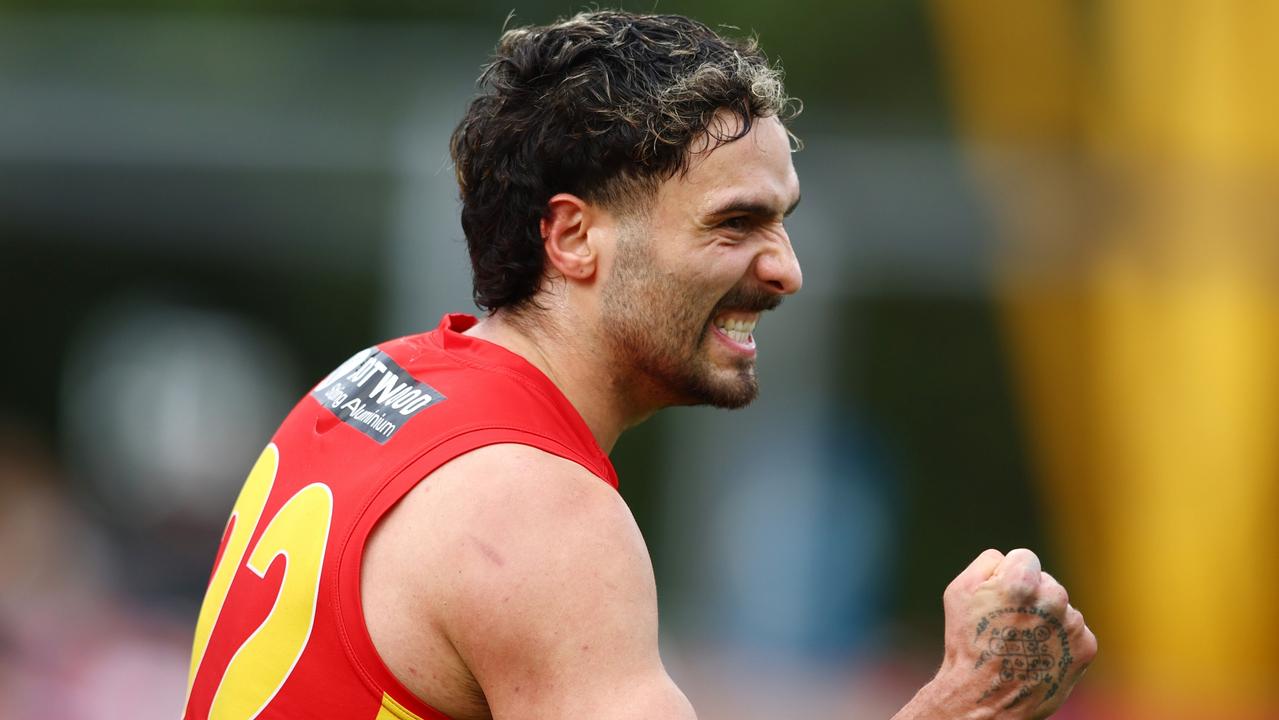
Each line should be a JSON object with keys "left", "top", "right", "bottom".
{"left": 971, "top": 606, "right": 1073, "bottom": 709}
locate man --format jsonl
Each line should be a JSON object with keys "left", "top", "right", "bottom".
{"left": 184, "top": 10, "right": 1096, "bottom": 720}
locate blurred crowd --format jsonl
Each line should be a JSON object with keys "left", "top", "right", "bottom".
{"left": 0, "top": 421, "right": 187, "bottom": 718}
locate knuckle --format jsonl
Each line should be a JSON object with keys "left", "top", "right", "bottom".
{"left": 943, "top": 579, "right": 960, "bottom": 599}
{"left": 1065, "top": 604, "right": 1083, "bottom": 626}
{"left": 1000, "top": 548, "right": 1042, "bottom": 583}
{"left": 1015, "top": 548, "right": 1043, "bottom": 572}
{"left": 1078, "top": 626, "right": 1099, "bottom": 662}
{"left": 1008, "top": 547, "right": 1039, "bottom": 563}
{"left": 1038, "top": 575, "right": 1069, "bottom": 607}
{"left": 1002, "top": 572, "right": 1037, "bottom": 599}
{"left": 1043, "top": 586, "right": 1069, "bottom": 611}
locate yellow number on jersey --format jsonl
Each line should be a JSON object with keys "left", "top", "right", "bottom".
{"left": 208, "top": 482, "right": 333, "bottom": 718}
{"left": 187, "top": 444, "right": 280, "bottom": 695}
{"left": 185, "top": 444, "right": 335, "bottom": 720}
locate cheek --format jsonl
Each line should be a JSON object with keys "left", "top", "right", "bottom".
{"left": 674, "top": 245, "right": 746, "bottom": 288}
{"left": 641, "top": 245, "right": 749, "bottom": 327}
{"left": 709, "top": 243, "right": 761, "bottom": 282}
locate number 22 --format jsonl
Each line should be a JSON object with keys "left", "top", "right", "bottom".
{"left": 185, "top": 443, "right": 334, "bottom": 720}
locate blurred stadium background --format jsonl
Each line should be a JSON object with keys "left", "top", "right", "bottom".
{"left": 2, "top": 1, "right": 1276, "bottom": 718}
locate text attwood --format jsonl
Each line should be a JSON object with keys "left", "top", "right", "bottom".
{"left": 310, "top": 347, "right": 446, "bottom": 444}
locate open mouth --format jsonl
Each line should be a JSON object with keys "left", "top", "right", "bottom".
{"left": 711, "top": 312, "right": 759, "bottom": 351}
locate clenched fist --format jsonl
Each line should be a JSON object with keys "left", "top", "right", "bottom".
{"left": 895, "top": 548, "right": 1098, "bottom": 719}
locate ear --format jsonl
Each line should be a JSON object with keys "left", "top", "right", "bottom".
{"left": 541, "top": 193, "right": 603, "bottom": 282}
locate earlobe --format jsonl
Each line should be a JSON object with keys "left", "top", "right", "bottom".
{"left": 543, "top": 193, "right": 599, "bottom": 281}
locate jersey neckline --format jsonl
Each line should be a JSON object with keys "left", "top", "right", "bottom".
{"left": 429, "top": 313, "right": 618, "bottom": 488}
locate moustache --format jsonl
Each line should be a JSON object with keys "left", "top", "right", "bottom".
{"left": 710, "top": 285, "right": 783, "bottom": 316}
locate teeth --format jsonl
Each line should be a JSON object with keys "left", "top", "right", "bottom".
{"left": 714, "top": 315, "right": 758, "bottom": 344}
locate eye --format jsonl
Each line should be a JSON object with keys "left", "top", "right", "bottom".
{"left": 717, "top": 216, "right": 753, "bottom": 232}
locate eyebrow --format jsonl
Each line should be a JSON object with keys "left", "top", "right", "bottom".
{"left": 706, "top": 193, "right": 802, "bottom": 220}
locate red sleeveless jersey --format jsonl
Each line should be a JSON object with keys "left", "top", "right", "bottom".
{"left": 183, "top": 313, "right": 618, "bottom": 720}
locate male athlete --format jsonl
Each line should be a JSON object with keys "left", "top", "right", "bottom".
{"left": 184, "top": 10, "right": 1096, "bottom": 720}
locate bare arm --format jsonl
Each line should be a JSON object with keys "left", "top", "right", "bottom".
{"left": 428, "top": 445, "right": 696, "bottom": 720}
{"left": 391, "top": 446, "right": 1094, "bottom": 720}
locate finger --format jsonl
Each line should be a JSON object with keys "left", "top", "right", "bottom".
{"left": 946, "top": 548, "right": 1005, "bottom": 596}
{"left": 1057, "top": 605, "right": 1098, "bottom": 676}
{"left": 992, "top": 547, "right": 1042, "bottom": 599}
{"left": 959, "top": 548, "right": 1006, "bottom": 583}
{"left": 1079, "top": 624, "right": 1098, "bottom": 664}
{"left": 1037, "top": 571, "right": 1069, "bottom": 614}
{"left": 1070, "top": 622, "right": 1099, "bottom": 671}
{"left": 1064, "top": 603, "right": 1084, "bottom": 629}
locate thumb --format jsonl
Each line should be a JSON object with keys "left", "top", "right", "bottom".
{"left": 948, "top": 548, "right": 1005, "bottom": 595}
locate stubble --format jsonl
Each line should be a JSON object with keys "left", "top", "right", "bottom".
{"left": 600, "top": 229, "right": 779, "bottom": 410}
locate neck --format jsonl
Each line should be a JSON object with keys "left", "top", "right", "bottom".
{"left": 464, "top": 309, "right": 653, "bottom": 454}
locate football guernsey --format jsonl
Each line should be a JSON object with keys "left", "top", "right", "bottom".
{"left": 184, "top": 313, "right": 619, "bottom": 720}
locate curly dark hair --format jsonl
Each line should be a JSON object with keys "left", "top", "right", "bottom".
{"left": 449, "top": 10, "right": 799, "bottom": 314}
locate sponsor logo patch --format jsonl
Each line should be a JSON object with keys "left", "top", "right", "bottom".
{"left": 311, "top": 347, "right": 445, "bottom": 443}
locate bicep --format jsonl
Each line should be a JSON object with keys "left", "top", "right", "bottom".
{"left": 431, "top": 445, "right": 695, "bottom": 720}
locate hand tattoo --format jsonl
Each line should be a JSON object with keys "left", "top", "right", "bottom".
{"left": 972, "top": 606, "right": 1073, "bottom": 709}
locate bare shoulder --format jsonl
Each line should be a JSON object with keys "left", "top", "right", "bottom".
{"left": 414, "top": 443, "right": 655, "bottom": 651}
{"left": 368, "top": 444, "right": 641, "bottom": 586}
{"left": 364, "top": 444, "right": 692, "bottom": 719}
{"left": 425, "top": 443, "right": 641, "bottom": 556}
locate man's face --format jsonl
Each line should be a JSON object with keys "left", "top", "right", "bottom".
{"left": 599, "top": 114, "right": 803, "bottom": 409}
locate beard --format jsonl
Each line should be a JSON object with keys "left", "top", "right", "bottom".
{"left": 600, "top": 228, "right": 781, "bottom": 410}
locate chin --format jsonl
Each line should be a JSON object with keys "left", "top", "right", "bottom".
{"left": 702, "top": 390, "right": 757, "bottom": 410}
{"left": 677, "top": 365, "right": 759, "bottom": 409}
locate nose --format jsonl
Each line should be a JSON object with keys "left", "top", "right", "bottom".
{"left": 754, "top": 227, "right": 803, "bottom": 296}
